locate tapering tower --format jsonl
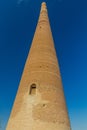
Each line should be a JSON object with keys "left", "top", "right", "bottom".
{"left": 6, "top": 2, "right": 71, "bottom": 130}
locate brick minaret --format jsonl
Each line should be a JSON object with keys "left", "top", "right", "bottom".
{"left": 6, "top": 2, "right": 71, "bottom": 130}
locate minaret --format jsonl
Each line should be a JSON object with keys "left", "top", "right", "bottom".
{"left": 6, "top": 2, "right": 71, "bottom": 130}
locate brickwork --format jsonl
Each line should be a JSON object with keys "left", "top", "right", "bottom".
{"left": 6, "top": 2, "right": 71, "bottom": 130}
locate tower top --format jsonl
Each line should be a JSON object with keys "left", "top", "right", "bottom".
{"left": 42, "top": 2, "right": 46, "bottom": 6}
{"left": 41, "top": 2, "right": 47, "bottom": 12}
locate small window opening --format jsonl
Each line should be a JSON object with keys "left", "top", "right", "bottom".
{"left": 29, "top": 83, "right": 36, "bottom": 95}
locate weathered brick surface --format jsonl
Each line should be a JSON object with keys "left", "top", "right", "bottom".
{"left": 6, "top": 2, "right": 71, "bottom": 130}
